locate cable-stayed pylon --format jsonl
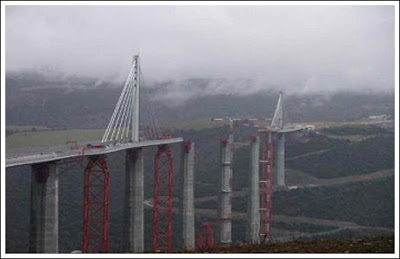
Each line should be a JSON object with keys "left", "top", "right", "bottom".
{"left": 102, "top": 55, "right": 164, "bottom": 144}
{"left": 101, "top": 55, "right": 140, "bottom": 143}
{"left": 100, "top": 55, "right": 174, "bottom": 252}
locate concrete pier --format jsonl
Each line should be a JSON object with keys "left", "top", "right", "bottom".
{"left": 247, "top": 135, "right": 260, "bottom": 244}
{"left": 29, "top": 162, "right": 58, "bottom": 253}
{"left": 122, "top": 148, "right": 144, "bottom": 252}
{"left": 219, "top": 134, "right": 233, "bottom": 245}
{"left": 179, "top": 141, "right": 195, "bottom": 250}
{"left": 275, "top": 133, "right": 285, "bottom": 187}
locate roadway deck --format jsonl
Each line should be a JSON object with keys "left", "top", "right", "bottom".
{"left": 6, "top": 138, "right": 183, "bottom": 168}
{"left": 258, "top": 126, "right": 307, "bottom": 133}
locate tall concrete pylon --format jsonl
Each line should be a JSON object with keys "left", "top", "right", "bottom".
{"left": 275, "top": 133, "right": 285, "bottom": 187}
{"left": 247, "top": 135, "right": 260, "bottom": 244}
{"left": 179, "top": 141, "right": 195, "bottom": 250}
{"left": 122, "top": 148, "right": 144, "bottom": 252}
{"left": 29, "top": 162, "right": 59, "bottom": 253}
{"left": 219, "top": 133, "right": 233, "bottom": 245}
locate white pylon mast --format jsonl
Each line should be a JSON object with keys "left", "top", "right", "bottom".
{"left": 132, "top": 55, "right": 140, "bottom": 142}
{"left": 271, "top": 91, "right": 283, "bottom": 130}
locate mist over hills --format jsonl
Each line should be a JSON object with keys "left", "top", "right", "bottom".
{"left": 6, "top": 71, "right": 394, "bottom": 129}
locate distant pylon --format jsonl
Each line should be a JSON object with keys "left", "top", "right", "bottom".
{"left": 271, "top": 92, "right": 283, "bottom": 130}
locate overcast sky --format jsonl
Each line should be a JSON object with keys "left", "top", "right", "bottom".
{"left": 5, "top": 4, "right": 395, "bottom": 95}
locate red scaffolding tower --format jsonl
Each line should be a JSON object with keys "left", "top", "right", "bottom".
{"left": 82, "top": 155, "right": 110, "bottom": 253}
{"left": 197, "top": 222, "right": 215, "bottom": 249}
{"left": 153, "top": 144, "right": 174, "bottom": 252}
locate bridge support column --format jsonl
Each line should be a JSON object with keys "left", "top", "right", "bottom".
{"left": 29, "top": 162, "right": 58, "bottom": 253}
{"left": 122, "top": 148, "right": 144, "bottom": 252}
{"left": 247, "top": 135, "right": 260, "bottom": 244}
{"left": 179, "top": 141, "right": 195, "bottom": 251}
{"left": 219, "top": 135, "right": 233, "bottom": 246}
{"left": 275, "top": 133, "right": 285, "bottom": 187}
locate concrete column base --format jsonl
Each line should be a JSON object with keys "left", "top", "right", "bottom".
{"left": 179, "top": 141, "right": 195, "bottom": 251}
{"left": 220, "top": 135, "right": 233, "bottom": 245}
{"left": 247, "top": 135, "right": 260, "bottom": 244}
{"left": 29, "top": 162, "right": 58, "bottom": 253}
{"left": 276, "top": 133, "right": 285, "bottom": 187}
{"left": 122, "top": 148, "right": 144, "bottom": 252}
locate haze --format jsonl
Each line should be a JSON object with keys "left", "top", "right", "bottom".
{"left": 6, "top": 5, "right": 395, "bottom": 95}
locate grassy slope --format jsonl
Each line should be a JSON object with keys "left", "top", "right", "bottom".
{"left": 5, "top": 119, "right": 223, "bottom": 150}
{"left": 276, "top": 176, "right": 394, "bottom": 228}
{"left": 6, "top": 125, "right": 50, "bottom": 132}
{"left": 287, "top": 135, "right": 394, "bottom": 179}
{"left": 6, "top": 128, "right": 104, "bottom": 150}
{"left": 231, "top": 176, "right": 394, "bottom": 229}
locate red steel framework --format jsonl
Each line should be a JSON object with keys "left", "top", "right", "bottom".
{"left": 260, "top": 130, "right": 274, "bottom": 241}
{"left": 82, "top": 155, "right": 110, "bottom": 253}
{"left": 197, "top": 222, "right": 215, "bottom": 249}
{"left": 153, "top": 144, "right": 174, "bottom": 252}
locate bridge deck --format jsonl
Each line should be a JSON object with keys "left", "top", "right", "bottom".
{"left": 258, "top": 126, "right": 307, "bottom": 133}
{"left": 6, "top": 138, "right": 183, "bottom": 168}
{"left": 274, "top": 127, "right": 305, "bottom": 133}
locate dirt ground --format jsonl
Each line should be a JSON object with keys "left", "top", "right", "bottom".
{"left": 181, "top": 235, "right": 394, "bottom": 253}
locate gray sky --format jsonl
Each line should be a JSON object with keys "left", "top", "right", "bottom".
{"left": 6, "top": 5, "right": 395, "bottom": 95}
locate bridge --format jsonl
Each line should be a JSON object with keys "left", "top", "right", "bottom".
{"left": 6, "top": 55, "right": 195, "bottom": 254}
{"left": 6, "top": 55, "right": 308, "bottom": 254}
{"left": 6, "top": 138, "right": 183, "bottom": 168}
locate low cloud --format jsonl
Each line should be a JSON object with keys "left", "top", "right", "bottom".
{"left": 6, "top": 5, "right": 395, "bottom": 97}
